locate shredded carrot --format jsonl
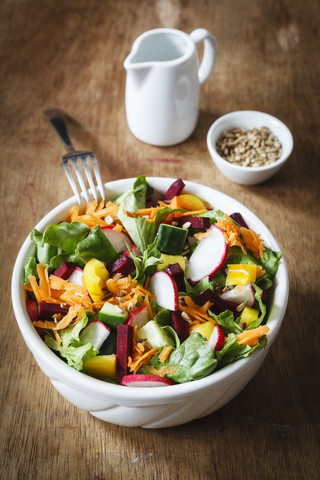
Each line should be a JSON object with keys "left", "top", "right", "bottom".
{"left": 67, "top": 205, "right": 80, "bottom": 223}
{"left": 199, "top": 301, "right": 212, "bottom": 315}
{"left": 144, "top": 365, "right": 177, "bottom": 377}
{"left": 179, "top": 296, "right": 213, "bottom": 324}
{"left": 32, "top": 320, "right": 57, "bottom": 329}
{"left": 67, "top": 199, "right": 120, "bottom": 229}
{"left": 135, "top": 206, "right": 163, "bottom": 219}
{"left": 106, "top": 278, "right": 118, "bottom": 294}
{"left": 53, "top": 304, "right": 84, "bottom": 330}
{"left": 128, "top": 347, "right": 158, "bottom": 374}
{"left": 216, "top": 214, "right": 265, "bottom": 259}
{"left": 28, "top": 275, "right": 42, "bottom": 304}
{"left": 53, "top": 330, "right": 62, "bottom": 346}
{"left": 216, "top": 214, "right": 245, "bottom": 253}
{"left": 113, "top": 222, "right": 124, "bottom": 232}
{"left": 165, "top": 209, "right": 207, "bottom": 222}
{"left": 49, "top": 275, "right": 85, "bottom": 292}
{"left": 194, "top": 231, "right": 210, "bottom": 241}
{"left": 256, "top": 265, "right": 266, "bottom": 278}
{"left": 144, "top": 276, "right": 150, "bottom": 290}
{"left": 240, "top": 227, "right": 265, "bottom": 259}
{"left": 144, "top": 294, "right": 154, "bottom": 319}
{"left": 236, "top": 325, "right": 269, "bottom": 346}
{"left": 159, "top": 346, "right": 173, "bottom": 363}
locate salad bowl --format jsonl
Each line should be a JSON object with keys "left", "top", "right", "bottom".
{"left": 11, "top": 177, "right": 289, "bottom": 428}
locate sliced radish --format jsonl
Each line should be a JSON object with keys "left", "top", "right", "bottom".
{"left": 163, "top": 178, "right": 185, "bottom": 201}
{"left": 185, "top": 225, "right": 228, "bottom": 282}
{"left": 121, "top": 374, "right": 175, "bottom": 387}
{"left": 207, "top": 324, "right": 225, "bottom": 352}
{"left": 116, "top": 324, "right": 134, "bottom": 384}
{"left": 126, "top": 305, "right": 149, "bottom": 329}
{"left": 124, "top": 244, "right": 141, "bottom": 257}
{"left": 170, "top": 311, "right": 189, "bottom": 342}
{"left": 108, "top": 255, "right": 135, "bottom": 276}
{"left": 67, "top": 266, "right": 84, "bottom": 286}
{"left": 220, "top": 284, "right": 255, "bottom": 307}
{"left": 53, "top": 261, "right": 76, "bottom": 279}
{"left": 101, "top": 226, "right": 133, "bottom": 253}
{"left": 79, "top": 320, "right": 111, "bottom": 350}
{"left": 149, "top": 271, "right": 179, "bottom": 311}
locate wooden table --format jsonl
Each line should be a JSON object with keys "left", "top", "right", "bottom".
{"left": 1, "top": 1, "right": 319, "bottom": 478}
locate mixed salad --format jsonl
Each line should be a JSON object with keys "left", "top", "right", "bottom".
{"left": 23, "top": 176, "right": 282, "bottom": 387}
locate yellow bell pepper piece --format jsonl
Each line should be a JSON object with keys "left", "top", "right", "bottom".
{"left": 83, "top": 354, "right": 116, "bottom": 379}
{"left": 240, "top": 306, "right": 259, "bottom": 326}
{"left": 226, "top": 264, "right": 257, "bottom": 286}
{"left": 83, "top": 258, "right": 109, "bottom": 302}
{"left": 190, "top": 321, "right": 215, "bottom": 342}
{"left": 157, "top": 253, "right": 186, "bottom": 271}
{"left": 170, "top": 194, "right": 206, "bottom": 211}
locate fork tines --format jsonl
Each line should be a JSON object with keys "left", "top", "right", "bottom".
{"left": 62, "top": 152, "right": 105, "bottom": 205}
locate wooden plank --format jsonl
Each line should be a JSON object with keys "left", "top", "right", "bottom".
{"left": 1, "top": 0, "right": 319, "bottom": 479}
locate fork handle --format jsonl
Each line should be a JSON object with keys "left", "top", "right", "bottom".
{"left": 44, "top": 109, "right": 75, "bottom": 154}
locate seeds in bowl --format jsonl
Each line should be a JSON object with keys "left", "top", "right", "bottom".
{"left": 216, "top": 126, "right": 282, "bottom": 167}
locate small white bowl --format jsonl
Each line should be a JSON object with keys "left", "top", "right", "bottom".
{"left": 207, "top": 110, "right": 294, "bottom": 185}
{"left": 11, "top": 178, "right": 289, "bottom": 428}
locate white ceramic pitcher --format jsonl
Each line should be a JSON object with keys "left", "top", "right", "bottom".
{"left": 124, "top": 28, "right": 216, "bottom": 146}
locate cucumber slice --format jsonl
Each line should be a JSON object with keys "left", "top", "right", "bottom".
{"left": 136, "top": 321, "right": 175, "bottom": 349}
{"left": 98, "top": 302, "right": 128, "bottom": 331}
{"left": 157, "top": 223, "right": 188, "bottom": 255}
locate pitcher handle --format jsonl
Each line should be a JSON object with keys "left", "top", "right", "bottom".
{"left": 189, "top": 28, "right": 216, "bottom": 85}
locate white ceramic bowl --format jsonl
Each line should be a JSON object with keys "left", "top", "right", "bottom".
{"left": 207, "top": 111, "right": 294, "bottom": 185}
{"left": 11, "top": 178, "right": 289, "bottom": 428}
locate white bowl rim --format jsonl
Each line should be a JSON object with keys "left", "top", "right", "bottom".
{"left": 11, "top": 177, "right": 289, "bottom": 402}
{"left": 207, "top": 110, "right": 294, "bottom": 172}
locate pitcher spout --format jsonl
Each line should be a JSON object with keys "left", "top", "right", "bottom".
{"left": 124, "top": 51, "right": 152, "bottom": 72}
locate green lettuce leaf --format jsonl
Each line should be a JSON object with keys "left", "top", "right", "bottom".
{"left": 31, "top": 222, "right": 89, "bottom": 251}
{"left": 209, "top": 309, "right": 243, "bottom": 334}
{"left": 248, "top": 282, "right": 267, "bottom": 328}
{"left": 131, "top": 237, "right": 162, "bottom": 285}
{"left": 76, "top": 226, "right": 118, "bottom": 264}
{"left": 185, "top": 276, "right": 213, "bottom": 297}
{"left": 24, "top": 256, "right": 38, "bottom": 282}
{"left": 115, "top": 176, "right": 154, "bottom": 213}
{"left": 36, "top": 243, "right": 58, "bottom": 266}
{"left": 44, "top": 312, "right": 97, "bottom": 371}
{"left": 153, "top": 309, "right": 180, "bottom": 347}
{"left": 226, "top": 246, "right": 281, "bottom": 290}
{"left": 117, "top": 206, "right": 174, "bottom": 254}
{"left": 196, "top": 208, "right": 225, "bottom": 224}
{"left": 30, "top": 222, "right": 90, "bottom": 270}
{"left": 49, "top": 253, "right": 86, "bottom": 269}
{"left": 216, "top": 333, "right": 267, "bottom": 368}
{"left": 185, "top": 273, "right": 226, "bottom": 299}
{"left": 260, "top": 247, "right": 282, "bottom": 277}
{"left": 226, "top": 246, "right": 257, "bottom": 265}
{"left": 140, "top": 333, "right": 217, "bottom": 383}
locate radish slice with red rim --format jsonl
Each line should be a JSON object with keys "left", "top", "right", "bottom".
{"left": 185, "top": 225, "right": 228, "bottom": 282}
{"left": 121, "top": 374, "right": 175, "bottom": 387}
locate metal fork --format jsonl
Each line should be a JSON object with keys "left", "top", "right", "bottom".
{"left": 44, "top": 109, "right": 105, "bottom": 204}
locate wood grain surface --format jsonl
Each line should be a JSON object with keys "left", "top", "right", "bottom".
{"left": 1, "top": 1, "right": 319, "bottom": 479}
